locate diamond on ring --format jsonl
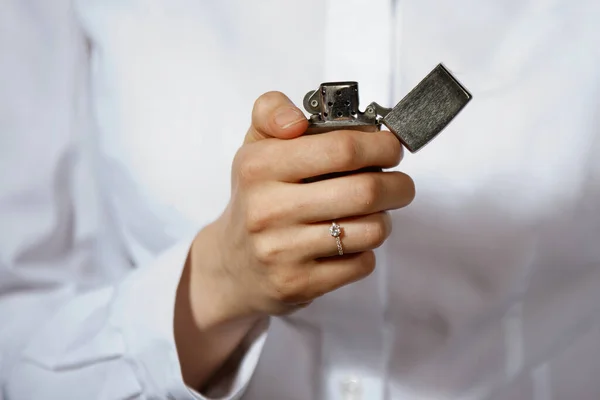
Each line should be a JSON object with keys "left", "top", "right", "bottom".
{"left": 329, "top": 222, "right": 342, "bottom": 238}
{"left": 330, "top": 222, "right": 344, "bottom": 255}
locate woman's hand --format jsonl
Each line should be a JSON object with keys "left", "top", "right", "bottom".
{"left": 196, "top": 91, "right": 415, "bottom": 322}
{"left": 176, "top": 91, "right": 415, "bottom": 389}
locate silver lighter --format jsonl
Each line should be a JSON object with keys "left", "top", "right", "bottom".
{"left": 303, "top": 64, "right": 472, "bottom": 153}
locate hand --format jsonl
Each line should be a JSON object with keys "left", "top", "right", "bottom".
{"left": 195, "top": 91, "right": 415, "bottom": 321}
{"left": 176, "top": 91, "right": 415, "bottom": 388}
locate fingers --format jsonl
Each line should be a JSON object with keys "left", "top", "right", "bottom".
{"left": 234, "top": 91, "right": 411, "bottom": 311}
{"left": 245, "top": 172, "right": 414, "bottom": 229}
{"left": 267, "top": 251, "right": 377, "bottom": 304}
{"left": 306, "top": 251, "right": 377, "bottom": 298}
{"left": 297, "top": 172, "right": 415, "bottom": 222}
{"left": 245, "top": 129, "right": 404, "bottom": 182}
{"left": 249, "top": 212, "right": 389, "bottom": 269}
{"left": 245, "top": 91, "right": 308, "bottom": 144}
{"left": 297, "top": 212, "right": 392, "bottom": 259}
{"left": 255, "top": 213, "right": 385, "bottom": 304}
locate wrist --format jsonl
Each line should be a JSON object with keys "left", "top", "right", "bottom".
{"left": 188, "top": 220, "right": 265, "bottom": 330}
{"left": 174, "top": 223, "right": 266, "bottom": 389}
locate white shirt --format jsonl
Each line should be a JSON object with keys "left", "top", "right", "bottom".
{"left": 1, "top": 1, "right": 600, "bottom": 399}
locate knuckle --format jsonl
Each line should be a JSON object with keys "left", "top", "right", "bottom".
{"left": 363, "top": 218, "right": 389, "bottom": 249}
{"left": 387, "top": 134, "right": 404, "bottom": 165}
{"left": 244, "top": 198, "right": 272, "bottom": 233}
{"left": 269, "top": 270, "right": 308, "bottom": 303}
{"left": 232, "top": 147, "right": 248, "bottom": 171}
{"left": 251, "top": 234, "right": 282, "bottom": 263}
{"left": 252, "top": 91, "right": 288, "bottom": 135}
{"left": 351, "top": 175, "right": 380, "bottom": 211}
{"left": 358, "top": 251, "right": 377, "bottom": 276}
{"left": 328, "top": 134, "right": 360, "bottom": 169}
{"left": 342, "top": 252, "right": 377, "bottom": 285}
{"left": 235, "top": 149, "right": 266, "bottom": 183}
{"left": 254, "top": 91, "right": 282, "bottom": 110}
{"left": 258, "top": 91, "right": 287, "bottom": 106}
{"left": 400, "top": 173, "right": 417, "bottom": 205}
{"left": 253, "top": 91, "right": 288, "bottom": 119}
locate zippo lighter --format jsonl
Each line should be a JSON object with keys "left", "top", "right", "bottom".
{"left": 303, "top": 64, "right": 472, "bottom": 153}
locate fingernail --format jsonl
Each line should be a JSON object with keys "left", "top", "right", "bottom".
{"left": 274, "top": 108, "right": 305, "bottom": 129}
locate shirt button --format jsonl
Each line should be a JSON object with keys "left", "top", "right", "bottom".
{"left": 340, "top": 376, "right": 362, "bottom": 400}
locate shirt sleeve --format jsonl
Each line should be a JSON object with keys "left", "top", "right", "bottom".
{"left": 3, "top": 237, "right": 269, "bottom": 400}
{"left": 0, "top": 2, "right": 266, "bottom": 399}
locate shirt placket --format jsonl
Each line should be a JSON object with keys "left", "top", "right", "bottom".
{"left": 321, "top": 2, "right": 396, "bottom": 399}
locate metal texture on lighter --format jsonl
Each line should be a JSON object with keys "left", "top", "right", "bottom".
{"left": 303, "top": 63, "right": 472, "bottom": 153}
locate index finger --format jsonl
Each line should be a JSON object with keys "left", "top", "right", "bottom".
{"left": 260, "top": 129, "right": 404, "bottom": 182}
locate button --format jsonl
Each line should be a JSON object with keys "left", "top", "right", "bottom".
{"left": 340, "top": 376, "right": 363, "bottom": 400}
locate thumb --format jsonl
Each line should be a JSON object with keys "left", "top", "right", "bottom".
{"left": 244, "top": 91, "right": 308, "bottom": 144}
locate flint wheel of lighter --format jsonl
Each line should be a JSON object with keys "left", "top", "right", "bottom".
{"left": 302, "top": 64, "right": 472, "bottom": 182}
